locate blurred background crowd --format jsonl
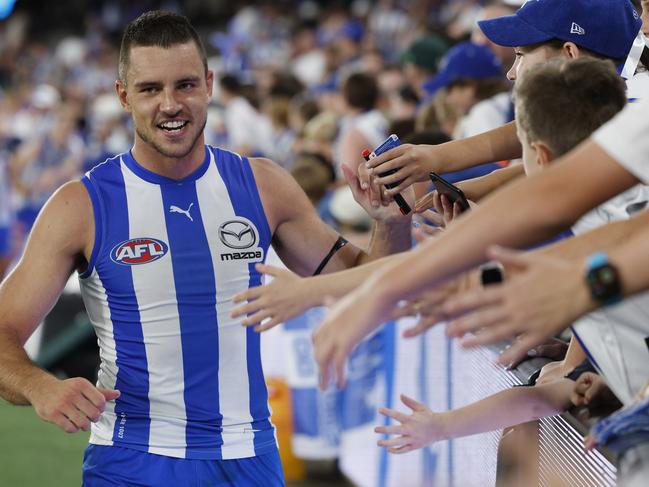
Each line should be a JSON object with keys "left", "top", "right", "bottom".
{"left": 0, "top": 0, "right": 522, "bottom": 276}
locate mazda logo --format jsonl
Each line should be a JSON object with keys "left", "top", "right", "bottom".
{"left": 218, "top": 220, "right": 257, "bottom": 249}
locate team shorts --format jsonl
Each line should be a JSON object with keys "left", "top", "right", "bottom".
{"left": 82, "top": 444, "right": 285, "bottom": 486}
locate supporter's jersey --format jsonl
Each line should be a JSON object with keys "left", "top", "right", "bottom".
{"left": 78, "top": 145, "right": 276, "bottom": 459}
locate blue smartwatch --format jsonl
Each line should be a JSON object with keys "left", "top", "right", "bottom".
{"left": 585, "top": 252, "right": 622, "bottom": 306}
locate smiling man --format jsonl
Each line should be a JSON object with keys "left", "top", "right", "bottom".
{"left": 0, "top": 11, "right": 411, "bottom": 486}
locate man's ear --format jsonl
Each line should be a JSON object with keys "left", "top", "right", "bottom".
{"left": 206, "top": 70, "right": 214, "bottom": 100}
{"left": 530, "top": 141, "right": 554, "bottom": 169}
{"left": 115, "top": 79, "right": 131, "bottom": 113}
{"left": 561, "top": 42, "right": 581, "bottom": 59}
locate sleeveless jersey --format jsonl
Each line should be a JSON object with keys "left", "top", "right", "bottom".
{"left": 78, "top": 145, "right": 276, "bottom": 460}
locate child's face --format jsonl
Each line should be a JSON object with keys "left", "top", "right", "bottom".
{"left": 517, "top": 129, "right": 540, "bottom": 176}
{"left": 515, "top": 113, "right": 543, "bottom": 176}
{"left": 507, "top": 44, "right": 561, "bottom": 82}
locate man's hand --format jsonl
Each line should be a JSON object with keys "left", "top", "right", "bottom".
{"left": 343, "top": 164, "right": 413, "bottom": 222}
{"left": 29, "top": 376, "right": 120, "bottom": 433}
{"left": 313, "top": 283, "right": 391, "bottom": 389}
{"left": 231, "top": 264, "right": 318, "bottom": 331}
{"left": 375, "top": 394, "right": 446, "bottom": 453}
{"left": 361, "top": 144, "right": 436, "bottom": 195}
{"left": 443, "top": 245, "right": 592, "bottom": 366}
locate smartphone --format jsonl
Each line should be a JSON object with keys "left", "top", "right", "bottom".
{"left": 429, "top": 171, "right": 470, "bottom": 212}
{"left": 366, "top": 134, "right": 411, "bottom": 215}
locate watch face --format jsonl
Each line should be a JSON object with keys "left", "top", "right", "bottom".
{"left": 600, "top": 268, "right": 616, "bottom": 283}
{"left": 587, "top": 263, "right": 622, "bottom": 304}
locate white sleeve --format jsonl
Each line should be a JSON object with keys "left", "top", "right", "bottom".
{"left": 592, "top": 97, "right": 649, "bottom": 184}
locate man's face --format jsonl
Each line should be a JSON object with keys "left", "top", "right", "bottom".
{"left": 116, "top": 42, "right": 213, "bottom": 162}
{"left": 507, "top": 44, "right": 561, "bottom": 82}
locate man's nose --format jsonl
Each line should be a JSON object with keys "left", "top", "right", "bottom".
{"left": 160, "top": 88, "right": 182, "bottom": 114}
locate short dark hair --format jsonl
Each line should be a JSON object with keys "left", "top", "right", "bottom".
{"left": 119, "top": 10, "right": 207, "bottom": 84}
{"left": 342, "top": 72, "right": 379, "bottom": 112}
{"left": 514, "top": 57, "right": 626, "bottom": 157}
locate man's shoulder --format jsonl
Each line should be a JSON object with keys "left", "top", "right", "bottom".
{"left": 84, "top": 153, "right": 126, "bottom": 181}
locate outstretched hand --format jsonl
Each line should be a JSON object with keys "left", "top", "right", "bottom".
{"left": 343, "top": 164, "right": 413, "bottom": 222}
{"left": 443, "top": 245, "right": 592, "bottom": 365}
{"left": 375, "top": 394, "right": 444, "bottom": 453}
{"left": 231, "top": 264, "right": 318, "bottom": 332}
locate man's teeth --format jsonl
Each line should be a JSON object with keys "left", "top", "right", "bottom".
{"left": 159, "top": 121, "right": 187, "bottom": 130}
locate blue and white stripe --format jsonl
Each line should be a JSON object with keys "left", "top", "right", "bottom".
{"left": 79, "top": 146, "right": 276, "bottom": 459}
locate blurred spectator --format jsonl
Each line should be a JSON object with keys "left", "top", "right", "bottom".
{"left": 290, "top": 21, "right": 326, "bottom": 87}
{"left": 471, "top": 1, "right": 517, "bottom": 73}
{"left": 335, "top": 72, "right": 387, "bottom": 172}
{"left": 10, "top": 103, "right": 84, "bottom": 234}
{"left": 217, "top": 73, "right": 272, "bottom": 156}
{"left": 422, "top": 42, "right": 510, "bottom": 138}
{"left": 401, "top": 34, "right": 448, "bottom": 100}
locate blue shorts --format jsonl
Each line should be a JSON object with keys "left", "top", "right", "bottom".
{"left": 82, "top": 444, "right": 285, "bottom": 486}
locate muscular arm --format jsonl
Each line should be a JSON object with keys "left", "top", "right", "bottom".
{"left": 251, "top": 158, "right": 411, "bottom": 277}
{"left": 0, "top": 182, "right": 91, "bottom": 404}
{"left": 0, "top": 182, "right": 118, "bottom": 433}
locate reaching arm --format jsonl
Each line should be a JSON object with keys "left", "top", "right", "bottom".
{"left": 231, "top": 250, "right": 411, "bottom": 330}
{"left": 376, "top": 379, "right": 574, "bottom": 453}
{"left": 313, "top": 137, "right": 639, "bottom": 387}
{"left": 362, "top": 121, "right": 521, "bottom": 194}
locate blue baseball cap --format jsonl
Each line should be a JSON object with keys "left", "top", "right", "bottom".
{"left": 478, "top": 0, "right": 641, "bottom": 60}
{"left": 422, "top": 42, "right": 503, "bottom": 96}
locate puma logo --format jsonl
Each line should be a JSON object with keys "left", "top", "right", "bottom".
{"left": 169, "top": 203, "right": 194, "bottom": 222}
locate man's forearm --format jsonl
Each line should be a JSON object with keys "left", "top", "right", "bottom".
{"left": 0, "top": 328, "right": 54, "bottom": 405}
{"left": 435, "top": 122, "right": 521, "bottom": 173}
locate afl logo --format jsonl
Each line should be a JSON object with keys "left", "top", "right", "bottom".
{"left": 218, "top": 220, "right": 257, "bottom": 249}
{"left": 111, "top": 238, "right": 169, "bottom": 266}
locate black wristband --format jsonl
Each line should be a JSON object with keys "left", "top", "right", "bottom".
{"left": 313, "top": 236, "right": 348, "bottom": 276}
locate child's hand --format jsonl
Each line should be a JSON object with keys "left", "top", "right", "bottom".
{"left": 374, "top": 394, "right": 445, "bottom": 453}
{"left": 570, "top": 372, "right": 609, "bottom": 408}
